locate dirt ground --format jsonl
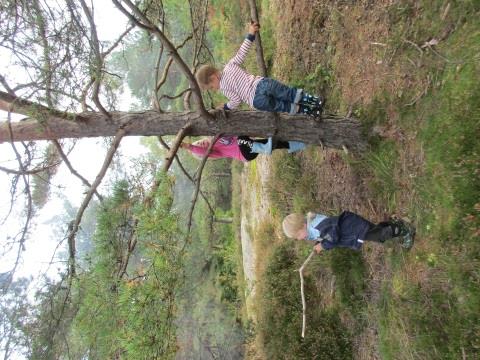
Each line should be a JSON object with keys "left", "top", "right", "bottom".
{"left": 269, "top": 0, "right": 420, "bottom": 106}
{"left": 240, "top": 156, "right": 273, "bottom": 320}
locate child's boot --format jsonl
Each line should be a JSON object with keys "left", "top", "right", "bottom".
{"left": 297, "top": 103, "right": 322, "bottom": 118}
{"left": 300, "top": 92, "right": 324, "bottom": 107}
{"left": 297, "top": 92, "right": 325, "bottom": 118}
{"left": 287, "top": 141, "right": 306, "bottom": 153}
{"left": 390, "top": 218, "right": 416, "bottom": 250}
{"left": 251, "top": 137, "right": 273, "bottom": 154}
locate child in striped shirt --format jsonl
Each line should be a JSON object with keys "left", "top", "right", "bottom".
{"left": 196, "top": 22, "right": 324, "bottom": 117}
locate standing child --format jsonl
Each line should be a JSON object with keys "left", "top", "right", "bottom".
{"left": 195, "top": 22, "right": 324, "bottom": 117}
{"left": 180, "top": 135, "right": 305, "bottom": 162}
{"left": 282, "top": 211, "right": 415, "bottom": 253}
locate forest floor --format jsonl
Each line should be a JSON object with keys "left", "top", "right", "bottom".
{"left": 238, "top": 0, "right": 479, "bottom": 359}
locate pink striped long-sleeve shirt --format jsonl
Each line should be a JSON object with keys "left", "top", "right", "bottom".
{"left": 220, "top": 36, "right": 263, "bottom": 109}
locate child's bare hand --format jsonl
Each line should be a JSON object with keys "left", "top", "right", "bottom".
{"left": 314, "top": 243, "right": 323, "bottom": 254}
{"left": 248, "top": 21, "right": 260, "bottom": 35}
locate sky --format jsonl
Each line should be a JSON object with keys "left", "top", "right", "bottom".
{"left": 0, "top": 1, "right": 144, "bottom": 284}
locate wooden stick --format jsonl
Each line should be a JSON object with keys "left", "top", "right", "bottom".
{"left": 299, "top": 249, "right": 316, "bottom": 338}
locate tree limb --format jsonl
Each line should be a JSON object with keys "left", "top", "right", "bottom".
{"left": 0, "top": 74, "right": 15, "bottom": 95}
{"left": 51, "top": 139, "right": 104, "bottom": 202}
{"left": 248, "top": 0, "right": 268, "bottom": 77}
{"left": 66, "top": 127, "right": 126, "bottom": 275}
{"left": 0, "top": 90, "right": 83, "bottom": 121}
{"left": 77, "top": 0, "right": 110, "bottom": 118}
{"left": 161, "top": 120, "right": 193, "bottom": 172}
{"left": 0, "top": 163, "right": 60, "bottom": 176}
{"left": 159, "top": 88, "right": 191, "bottom": 101}
{"left": 2, "top": 114, "right": 34, "bottom": 292}
{"left": 117, "top": 221, "right": 138, "bottom": 279}
{"left": 157, "top": 136, "right": 215, "bottom": 216}
{"left": 184, "top": 133, "right": 221, "bottom": 235}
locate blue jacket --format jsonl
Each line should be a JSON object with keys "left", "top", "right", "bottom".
{"left": 310, "top": 211, "right": 373, "bottom": 250}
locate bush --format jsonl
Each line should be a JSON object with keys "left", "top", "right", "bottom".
{"left": 256, "top": 244, "right": 353, "bottom": 359}
{"left": 328, "top": 248, "right": 366, "bottom": 317}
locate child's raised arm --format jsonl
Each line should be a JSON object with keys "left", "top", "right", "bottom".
{"left": 228, "top": 21, "right": 260, "bottom": 66}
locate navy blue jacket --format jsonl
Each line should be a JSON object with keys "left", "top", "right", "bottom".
{"left": 315, "top": 211, "right": 373, "bottom": 250}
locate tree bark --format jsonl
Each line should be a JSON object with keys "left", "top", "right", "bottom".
{"left": 210, "top": 172, "right": 231, "bottom": 178}
{"left": 248, "top": 0, "right": 268, "bottom": 77}
{"left": 0, "top": 110, "right": 368, "bottom": 152}
{"left": 213, "top": 217, "right": 233, "bottom": 224}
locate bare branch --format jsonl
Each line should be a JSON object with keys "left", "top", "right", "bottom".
{"left": 142, "top": 120, "right": 194, "bottom": 208}
{"left": 32, "top": 0, "right": 54, "bottom": 107}
{"left": 0, "top": 74, "right": 15, "bottom": 95}
{"left": 117, "top": 223, "right": 138, "bottom": 279}
{"left": 0, "top": 162, "right": 60, "bottom": 175}
{"left": 185, "top": 0, "right": 213, "bottom": 111}
{"left": 51, "top": 140, "right": 104, "bottom": 202}
{"left": 159, "top": 88, "right": 191, "bottom": 101}
{"left": 2, "top": 113, "right": 35, "bottom": 292}
{"left": 102, "top": 24, "right": 135, "bottom": 58}
{"left": 77, "top": 0, "right": 110, "bottom": 118}
{"left": 157, "top": 136, "right": 214, "bottom": 215}
{"left": 152, "top": 25, "right": 194, "bottom": 109}
{"left": 184, "top": 133, "right": 221, "bottom": 235}
{"left": 80, "top": 78, "right": 95, "bottom": 112}
{"left": 155, "top": 57, "right": 174, "bottom": 93}
{"left": 247, "top": 0, "right": 268, "bottom": 76}
{"left": 79, "top": 20, "right": 135, "bottom": 112}
{"left": 66, "top": 128, "right": 126, "bottom": 275}
{"left": 161, "top": 121, "right": 193, "bottom": 172}
{"left": 153, "top": 50, "right": 166, "bottom": 111}
{"left": 0, "top": 90, "right": 83, "bottom": 121}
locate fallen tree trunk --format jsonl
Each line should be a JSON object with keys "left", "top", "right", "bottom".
{"left": 0, "top": 110, "right": 367, "bottom": 152}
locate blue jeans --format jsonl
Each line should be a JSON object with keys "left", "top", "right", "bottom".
{"left": 252, "top": 78, "right": 301, "bottom": 113}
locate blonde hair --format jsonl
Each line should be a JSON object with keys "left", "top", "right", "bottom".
{"left": 196, "top": 65, "right": 219, "bottom": 89}
{"left": 283, "top": 212, "right": 318, "bottom": 238}
{"left": 187, "top": 137, "right": 220, "bottom": 160}
{"left": 282, "top": 213, "right": 306, "bottom": 238}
